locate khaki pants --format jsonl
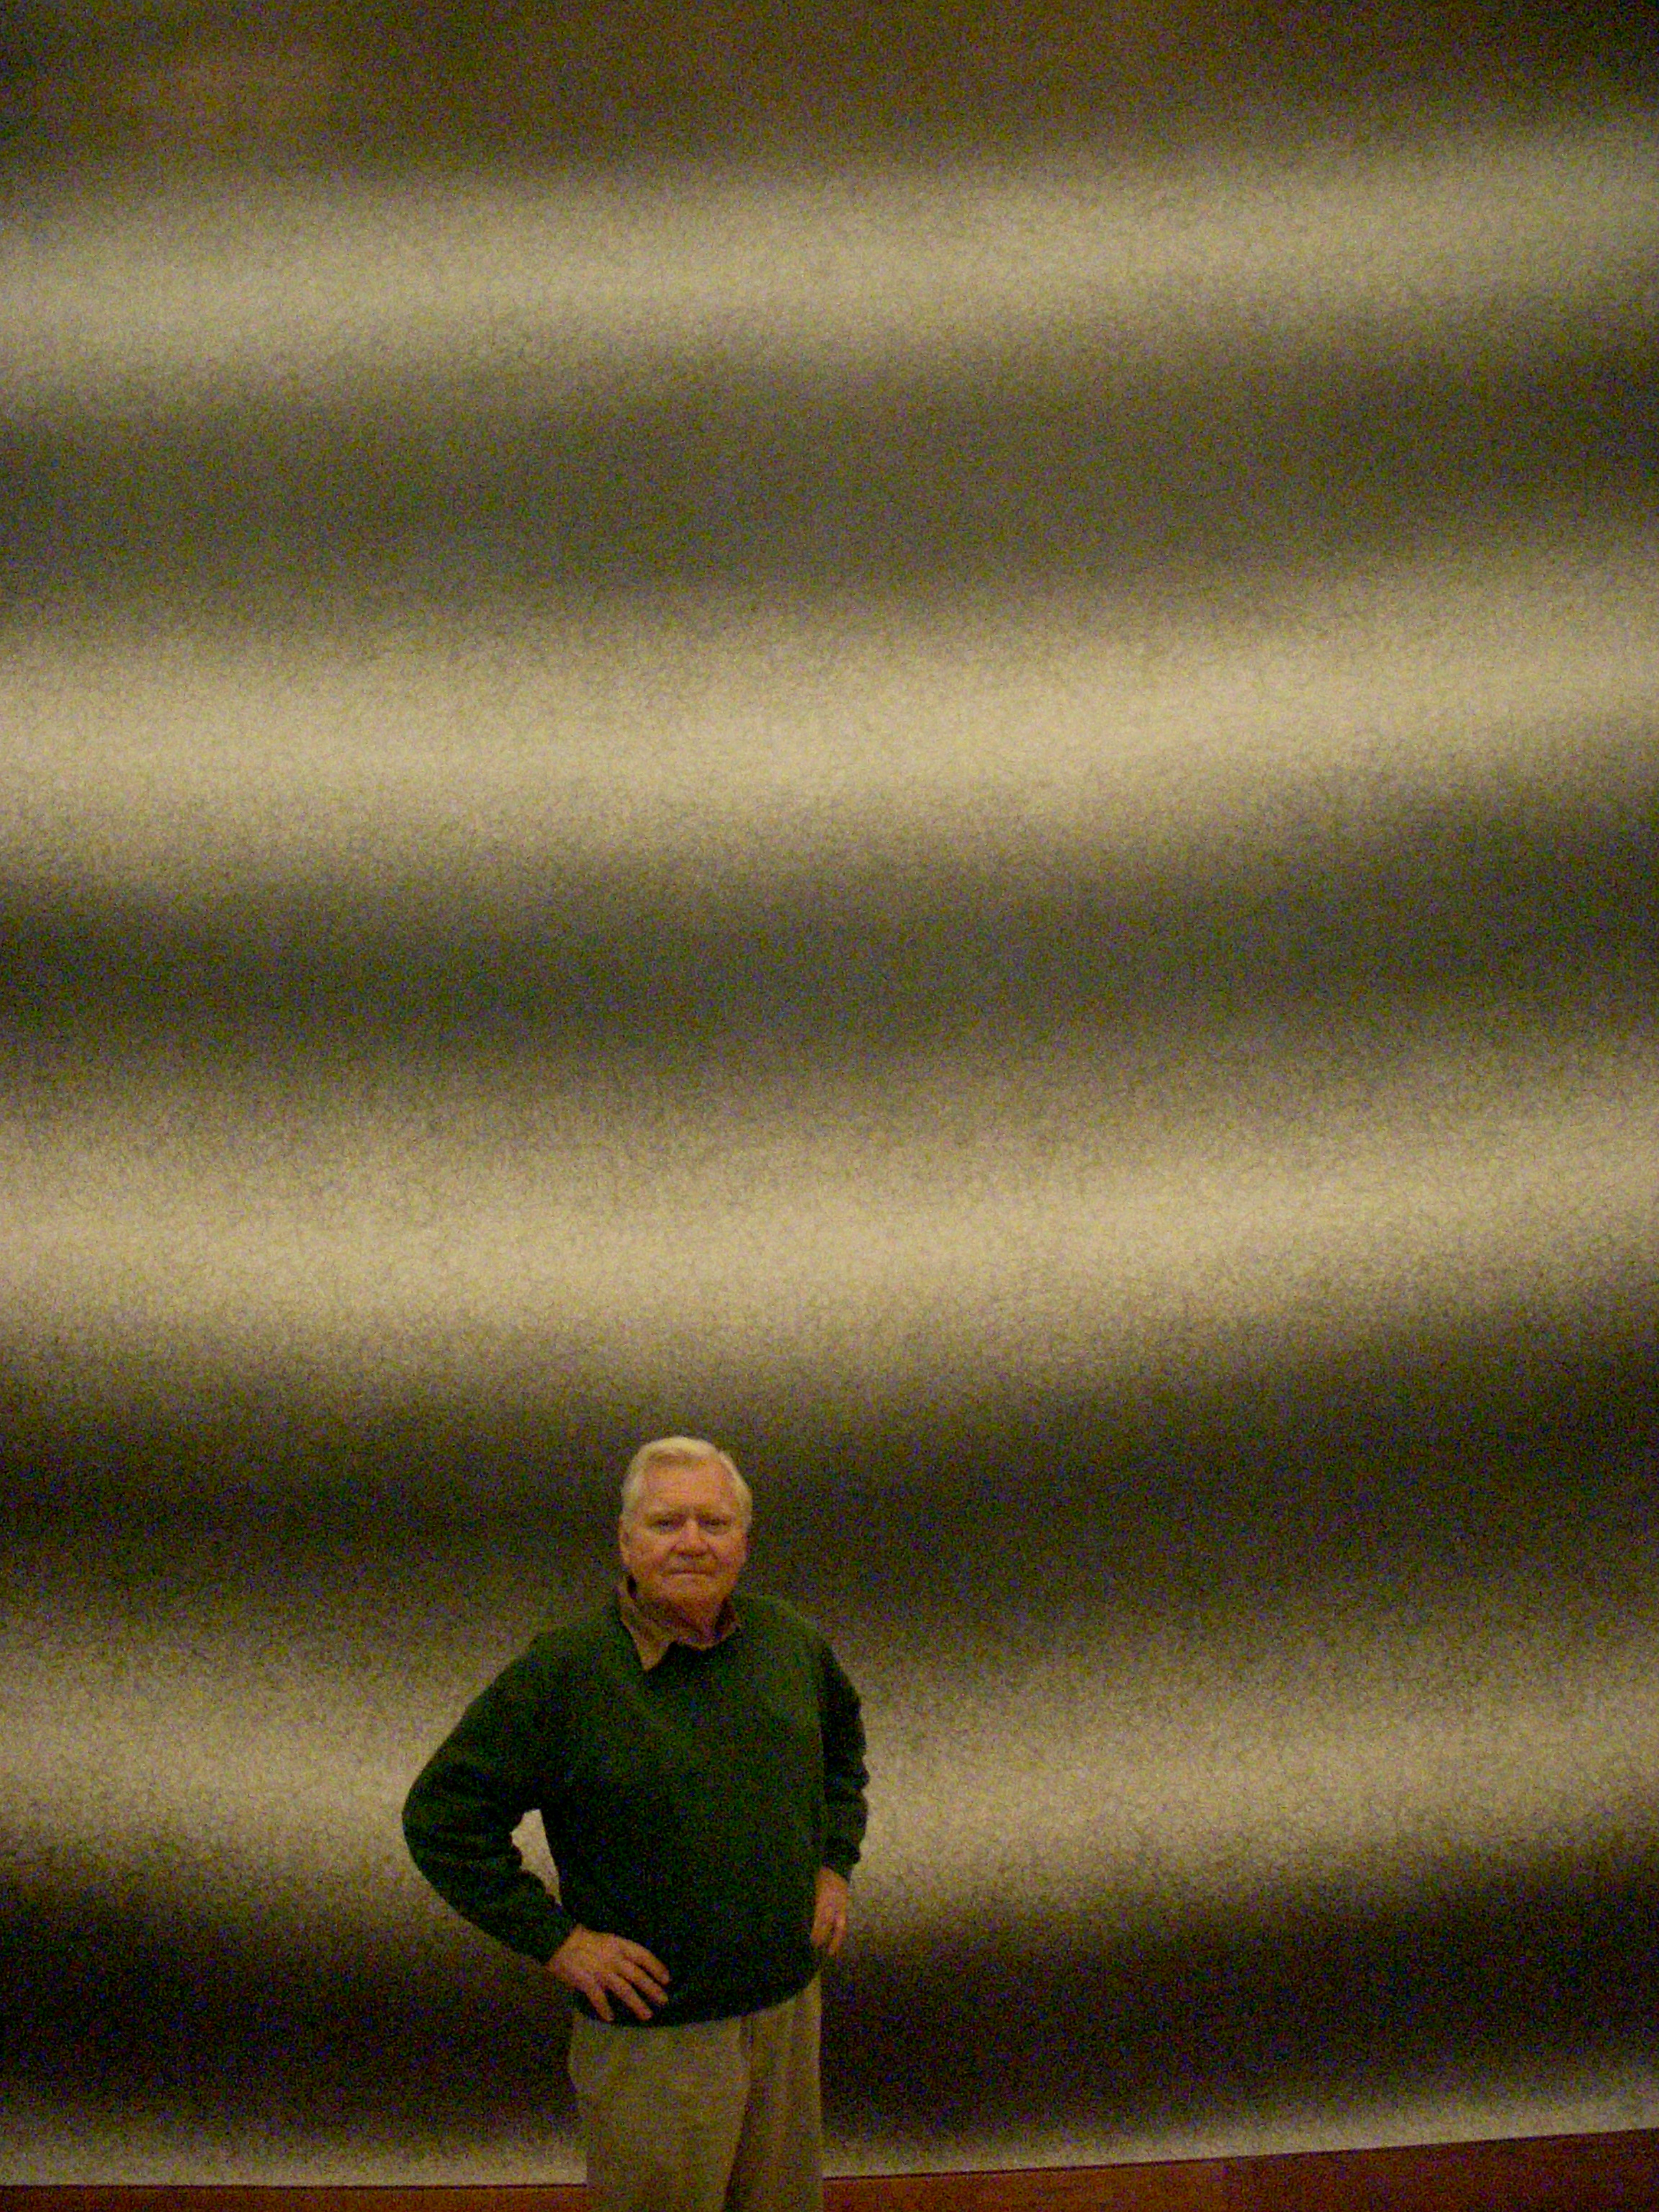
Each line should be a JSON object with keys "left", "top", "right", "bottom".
{"left": 567, "top": 1978, "right": 822, "bottom": 2212}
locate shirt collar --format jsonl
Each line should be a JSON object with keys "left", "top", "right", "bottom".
{"left": 616, "top": 1576, "right": 741, "bottom": 1669}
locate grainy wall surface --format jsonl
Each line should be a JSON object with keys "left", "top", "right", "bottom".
{"left": 2, "top": 5, "right": 1656, "bottom": 2183}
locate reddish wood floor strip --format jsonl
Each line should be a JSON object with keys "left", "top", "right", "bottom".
{"left": 828, "top": 2167, "right": 1226, "bottom": 2212}
{"left": 5, "top": 2134, "right": 1659, "bottom": 2212}
{"left": 1221, "top": 2127, "right": 1659, "bottom": 2211}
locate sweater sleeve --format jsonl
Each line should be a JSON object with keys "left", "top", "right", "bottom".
{"left": 818, "top": 1640, "right": 869, "bottom": 1878}
{"left": 402, "top": 1643, "right": 576, "bottom": 1965}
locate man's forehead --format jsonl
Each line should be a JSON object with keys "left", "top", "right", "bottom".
{"left": 636, "top": 1459, "right": 739, "bottom": 1507}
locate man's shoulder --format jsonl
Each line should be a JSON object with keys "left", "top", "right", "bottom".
{"left": 536, "top": 1593, "right": 628, "bottom": 1655}
{"left": 498, "top": 1597, "right": 628, "bottom": 1686}
{"left": 735, "top": 1589, "right": 827, "bottom": 1651}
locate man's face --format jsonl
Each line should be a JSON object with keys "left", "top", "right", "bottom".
{"left": 619, "top": 1457, "right": 750, "bottom": 1623}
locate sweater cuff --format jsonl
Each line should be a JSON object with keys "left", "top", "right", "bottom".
{"left": 483, "top": 1893, "right": 576, "bottom": 1966}
{"left": 533, "top": 1901, "right": 578, "bottom": 1963}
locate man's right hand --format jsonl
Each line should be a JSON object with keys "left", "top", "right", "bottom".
{"left": 547, "top": 1926, "right": 671, "bottom": 2023}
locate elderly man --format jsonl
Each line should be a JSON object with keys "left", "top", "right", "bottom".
{"left": 403, "top": 1436, "right": 869, "bottom": 2212}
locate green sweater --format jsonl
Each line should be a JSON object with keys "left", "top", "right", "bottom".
{"left": 403, "top": 1591, "right": 869, "bottom": 2026}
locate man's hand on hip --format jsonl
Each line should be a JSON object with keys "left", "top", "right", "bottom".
{"left": 811, "top": 1867, "right": 850, "bottom": 1958}
{"left": 548, "top": 1927, "right": 670, "bottom": 2022}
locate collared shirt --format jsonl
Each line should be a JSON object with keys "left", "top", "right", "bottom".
{"left": 616, "top": 1575, "right": 740, "bottom": 1670}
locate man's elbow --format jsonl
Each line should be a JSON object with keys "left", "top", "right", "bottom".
{"left": 401, "top": 1773, "right": 448, "bottom": 1869}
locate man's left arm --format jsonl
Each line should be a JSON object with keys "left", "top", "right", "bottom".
{"left": 814, "top": 1641, "right": 869, "bottom": 1957}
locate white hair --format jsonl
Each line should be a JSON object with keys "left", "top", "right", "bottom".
{"left": 620, "top": 1436, "right": 753, "bottom": 1527}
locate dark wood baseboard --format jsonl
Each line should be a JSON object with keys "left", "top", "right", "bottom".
{"left": 7, "top": 2132, "right": 1659, "bottom": 2212}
